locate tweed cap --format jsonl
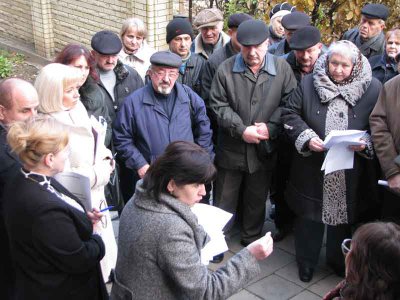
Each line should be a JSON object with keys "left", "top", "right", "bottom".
{"left": 361, "top": 3, "right": 389, "bottom": 20}
{"left": 227, "top": 13, "right": 253, "bottom": 28}
{"left": 289, "top": 26, "right": 321, "bottom": 50}
{"left": 281, "top": 12, "right": 311, "bottom": 31}
{"left": 91, "top": 30, "right": 122, "bottom": 55}
{"left": 150, "top": 51, "right": 182, "bottom": 68}
{"left": 193, "top": 8, "right": 223, "bottom": 29}
{"left": 166, "top": 18, "right": 194, "bottom": 43}
{"left": 237, "top": 20, "right": 269, "bottom": 46}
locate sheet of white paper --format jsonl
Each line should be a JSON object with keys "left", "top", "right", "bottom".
{"left": 321, "top": 143, "right": 355, "bottom": 175}
{"left": 323, "top": 130, "right": 366, "bottom": 149}
{"left": 54, "top": 171, "right": 92, "bottom": 210}
{"left": 90, "top": 115, "right": 106, "bottom": 162}
{"left": 191, "top": 203, "right": 233, "bottom": 265}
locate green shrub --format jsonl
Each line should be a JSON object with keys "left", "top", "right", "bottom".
{"left": 0, "top": 55, "right": 12, "bottom": 78}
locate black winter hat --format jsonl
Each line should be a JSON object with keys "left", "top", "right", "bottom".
{"left": 150, "top": 51, "right": 182, "bottom": 68}
{"left": 269, "top": 2, "right": 296, "bottom": 19}
{"left": 166, "top": 18, "right": 194, "bottom": 43}
{"left": 227, "top": 13, "right": 253, "bottom": 28}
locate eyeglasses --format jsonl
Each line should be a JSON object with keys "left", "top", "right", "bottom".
{"left": 152, "top": 69, "right": 179, "bottom": 78}
{"left": 341, "top": 238, "right": 351, "bottom": 256}
{"left": 99, "top": 199, "right": 108, "bottom": 229}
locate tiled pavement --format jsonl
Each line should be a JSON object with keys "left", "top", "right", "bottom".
{"left": 110, "top": 202, "right": 343, "bottom": 300}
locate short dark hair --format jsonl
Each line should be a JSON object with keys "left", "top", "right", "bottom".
{"left": 343, "top": 222, "right": 400, "bottom": 300}
{"left": 54, "top": 44, "right": 99, "bottom": 82}
{"left": 142, "top": 141, "right": 216, "bottom": 202}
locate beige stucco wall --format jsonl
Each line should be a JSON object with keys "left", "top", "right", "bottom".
{"left": 0, "top": 0, "right": 173, "bottom": 58}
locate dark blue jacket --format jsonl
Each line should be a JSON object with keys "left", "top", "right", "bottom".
{"left": 369, "top": 53, "right": 398, "bottom": 84}
{"left": 113, "top": 82, "right": 214, "bottom": 170}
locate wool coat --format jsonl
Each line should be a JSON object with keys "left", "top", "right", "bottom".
{"left": 111, "top": 181, "right": 260, "bottom": 300}
{"left": 370, "top": 74, "right": 400, "bottom": 179}
{"left": 342, "top": 28, "right": 385, "bottom": 59}
{"left": 209, "top": 53, "right": 297, "bottom": 173}
{"left": 282, "top": 74, "right": 382, "bottom": 223}
{"left": 3, "top": 172, "right": 107, "bottom": 300}
{"left": 47, "top": 101, "right": 118, "bottom": 281}
{"left": 191, "top": 32, "right": 230, "bottom": 60}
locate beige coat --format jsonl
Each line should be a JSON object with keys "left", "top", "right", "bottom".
{"left": 47, "top": 100, "right": 118, "bottom": 281}
{"left": 370, "top": 75, "right": 400, "bottom": 179}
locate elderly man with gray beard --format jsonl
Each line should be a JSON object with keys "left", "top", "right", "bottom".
{"left": 113, "top": 51, "right": 213, "bottom": 200}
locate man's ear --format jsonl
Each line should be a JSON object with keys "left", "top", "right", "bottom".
{"left": 167, "top": 179, "right": 176, "bottom": 194}
{"left": 0, "top": 104, "right": 6, "bottom": 121}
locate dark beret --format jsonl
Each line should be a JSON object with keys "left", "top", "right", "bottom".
{"left": 237, "top": 20, "right": 269, "bottom": 46}
{"left": 228, "top": 13, "right": 253, "bottom": 28}
{"left": 281, "top": 12, "right": 311, "bottom": 31}
{"left": 289, "top": 26, "right": 321, "bottom": 50}
{"left": 166, "top": 18, "right": 193, "bottom": 43}
{"left": 150, "top": 51, "right": 182, "bottom": 68}
{"left": 269, "top": 2, "right": 296, "bottom": 19}
{"left": 91, "top": 30, "right": 122, "bottom": 55}
{"left": 361, "top": 4, "right": 389, "bottom": 20}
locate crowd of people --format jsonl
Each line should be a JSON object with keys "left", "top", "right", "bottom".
{"left": 1, "top": 1, "right": 400, "bottom": 299}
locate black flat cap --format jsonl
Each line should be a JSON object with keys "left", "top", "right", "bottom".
{"left": 228, "top": 13, "right": 253, "bottom": 28}
{"left": 91, "top": 30, "right": 122, "bottom": 55}
{"left": 361, "top": 3, "right": 389, "bottom": 20}
{"left": 237, "top": 20, "right": 269, "bottom": 46}
{"left": 281, "top": 12, "right": 311, "bottom": 31}
{"left": 150, "top": 51, "right": 182, "bottom": 68}
{"left": 289, "top": 26, "right": 321, "bottom": 50}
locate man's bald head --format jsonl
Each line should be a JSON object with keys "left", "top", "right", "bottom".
{"left": 0, "top": 78, "right": 39, "bottom": 125}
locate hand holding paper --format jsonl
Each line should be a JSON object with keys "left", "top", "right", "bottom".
{"left": 247, "top": 232, "right": 273, "bottom": 260}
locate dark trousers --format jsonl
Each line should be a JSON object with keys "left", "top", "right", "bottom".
{"left": 270, "top": 140, "right": 295, "bottom": 229}
{"left": 294, "top": 217, "right": 351, "bottom": 272}
{"left": 381, "top": 188, "right": 400, "bottom": 224}
{"left": 214, "top": 167, "right": 272, "bottom": 243}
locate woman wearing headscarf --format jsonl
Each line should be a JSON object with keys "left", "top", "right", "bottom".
{"left": 282, "top": 40, "right": 382, "bottom": 282}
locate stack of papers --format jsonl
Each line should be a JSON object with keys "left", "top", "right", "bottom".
{"left": 191, "top": 203, "right": 233, "bottom": 265}
{"left": 321, "top": 130, "right": 366, "bottom": 175}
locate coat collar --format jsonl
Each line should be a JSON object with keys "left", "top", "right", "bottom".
{"left": 233, "top": 52, "right": 277, "bottom": 76}
{"left": 142, "top": 82, "right": 190, "bottom": 106}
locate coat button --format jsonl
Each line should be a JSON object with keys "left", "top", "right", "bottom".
{"left": 251, "top": 101, "right": 257, "bottom": 105}
{"left": 339, "top": 112, "right": 344, "bottom": 118}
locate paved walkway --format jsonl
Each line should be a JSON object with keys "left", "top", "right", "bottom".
{"left": 110, "top": 202, "right": 342, "bottom": 300}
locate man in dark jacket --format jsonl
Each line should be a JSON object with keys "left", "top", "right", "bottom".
{"left": 210, "top": 20, "right": 297, "bottom": 246}
{"left": 341, "top": 3, "right": 389, "bottom": 58}
{"left": 270, "top": 26, "right": 325, "bottom": 242}
{"left": 166, "top": 18, "right": 205, "bottom": 95}
{"left": 91, "top": 30, "right": 144, "bottom": 123}
{"left": 0, "top": 78, "right": 39, "bottom": 300}
{"left": 113, "top": 51, "right": 213, "bottom": 200}
{"left": 201, "top": 13, "right": 253, "bottom": 144}
{"left": 268, "top": 12, "right": 311, "bottom": 57}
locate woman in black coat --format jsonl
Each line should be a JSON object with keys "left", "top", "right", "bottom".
{"left": 2, "top": 116, "right": 108, "bottom": 300}
{"left": 282, "top": 40, "right": 382, "bottom": 283}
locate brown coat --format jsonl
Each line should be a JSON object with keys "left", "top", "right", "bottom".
{"left": 370, "top": 75, "right": 400, "bottom": 179}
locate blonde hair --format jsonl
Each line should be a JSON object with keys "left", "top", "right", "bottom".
{"left": 7, "top": 115, "right": 69, "bottom": 169}
{"left": 35, "top": 63, "right": 81, "bottom": 113}
{"left": 120, "top": 17, "right": 148, "bottom": 39}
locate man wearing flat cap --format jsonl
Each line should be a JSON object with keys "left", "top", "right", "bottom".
{"left": 268, "top": 11, "right": 311, "bottom": 57}
{"left": 113, "top": 51, "right": 213, "bottom": 198}
{"left": 210, "top": 20, "right": 297, "bottom": 246}
{"left": 191, "top": 8, "right": 230, "bottom": 59}
{"left": 201, "top": 13, "right": 253, "bottom": 143}
{"left": 91, "top": 30, "right": 144, "bottom": 123}
{"left": 342, "top": 3, "right": 389, "bottom": 58}
{"left": 269, "top": 25, "right": 325, "bottom": 243}
{"left": 166, "top": 18, "right": 205, "bottom": 95}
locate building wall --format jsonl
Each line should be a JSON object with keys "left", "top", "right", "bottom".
{"left": 0, "top": 0, "right": 34, "bottom": 47}
{"left": 0, "top": 0, "right": 172, "bottom": 58}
